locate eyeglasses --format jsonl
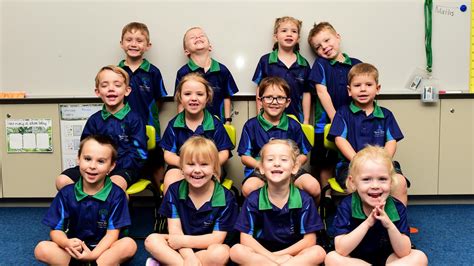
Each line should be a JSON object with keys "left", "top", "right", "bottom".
{"left": 260, "top": 96, "right": 288, "bottom": 104}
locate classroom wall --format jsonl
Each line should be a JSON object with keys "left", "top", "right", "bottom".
{"left": 1, "top": 0, "right": 470, "bottom": 96}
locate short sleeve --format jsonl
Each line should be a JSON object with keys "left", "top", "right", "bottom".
{"left": 384, "top": 110, "right": 404, "bottom": 142}
{"left": 159, "top": 183, "right": 180, "bottom": 219}
{"left": 42, "top": 190, "right": 69, "bottom": 231}
{"left": 252, "top": 56, "right": 266, "bottom": 85}
{"left": 308, "top": 60, "right": 326, "bottom": 87}
{"left": 328, "top": 110, "right": 347, "bottom": 141}
{"left": 213, "top": 122, "right": 234, "bottom": 151}
{"left": 159, "top": 122, "right": 178, "bottom": 153}
{"left": 299, "top": 193, "right": 324, "bottom": 233}
{"left": 234, "top": 194, "right": 259, "bottom": 235}
{"left": 237, "top": 122, "right": 253, "bottom": 156}
{"left": 332, "top": 197, "right": 354, "bottom": 236}
{"left": 213, "top": 192, "right": 239, "bottom": 232}
{"left": 151, "top": 68, "right": 167, "bottom": 99}
{"left": 107, "top": 190, "right": 131, "bottom": 230}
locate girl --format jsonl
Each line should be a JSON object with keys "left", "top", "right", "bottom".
{"left": 160, "top": 73, "right": 234, "bottom": 194}
{"left": 325, "top": 145, "right": 428, "bottom": 266}
{"left": 145, "top": 136, "right": 238, "bottom": 266}
{"left": 238, "top": 76, "right": 320, "bottom": 200}
{"left": 253, "top": 16, "right": 312, "bottom": 124}
{"left": 231, "top": 139, "right": 326, "bottom": 265}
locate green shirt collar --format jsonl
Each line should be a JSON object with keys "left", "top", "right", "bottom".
{"left": 173, "top": 109, "right": 215, "bottom": 131}
{"left": 178, "top": 179, "right": 226, "bottom": 207}
{"left": 258, "top": 183, "right": 302, "bottom": 210}
{"left": 268, "top": 50, "right": 308, "bottom": 67}
{"left": 101, "top": 102, "right": 131, "bottom": 120}
{"left": 351, "top": 192, "right": 400, "bottom": 222}
{"left": 329, "top": 53, "right": 352, "bottom": 66}
{"left": 257, "top": 111, "right": 289, "bottom": 131}
{"left": 118, "top": 58, "right": 151, "bottom": 72}
{"left": 74, "top": 176, "right": 113, "bottom": 202}
{"left": 187, "top": 58, "right": 220, "bottom": 72}
{"left": 349, "top": 101, "right": 384, "bottom": 118}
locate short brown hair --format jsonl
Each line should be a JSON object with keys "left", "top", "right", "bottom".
{"left": 95, "top": 65, "right": 129, "bottom": 88}
{"left": 180, "top": 136, "right": 221, "bottom": 177}
{"left": 78, "top": 135, "right": 118, "bottom": 164}
{"left": 272, "top": 16, "right": 302, "bottom": 51}
{"left": 307, "top": 22, "right": 337, "bottom": 50}
{"left": 258, "top": 76, "right": 291, "bottom": 98}
{"left": 348, "top": 63, "right": 379, "bottom": 85}
{"left": 174, "top": 72, "right": 213, "bottom": 105}
{"left": 121, "top": 22, "right": 150, "bottom": 43}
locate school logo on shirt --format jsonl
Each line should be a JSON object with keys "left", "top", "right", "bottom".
{"left": 139, "top": 77, "right": 151, "bottom": 93}
{"left": 373, "top": 125, "right": 385, "bottom": 138}
{"left": 118, "top": 123, "right": 129, "bottom": 142}
{"left": 97, "top": 209, "right": 109, "bottom": 229}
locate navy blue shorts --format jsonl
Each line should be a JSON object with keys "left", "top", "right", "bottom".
{"left": 310, "top": 133, "right": 338, "bottom": 169}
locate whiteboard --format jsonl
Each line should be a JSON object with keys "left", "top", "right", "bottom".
{"left": 0, "top": 0, "right": 470, "bottom": 96}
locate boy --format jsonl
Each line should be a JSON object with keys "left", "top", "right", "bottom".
{"left": 56, "top": 65, "right": 147, "bottom": 191}
{"left": 118, "top": 22, "right": 168, "bottom": 187}
{"left": 328, "top": 63, "right": 409, "bottom": 205}
{"left": 307, "top": 22, "right": 362, "bottom": 202}
{"left": 175, "top": 26, "right": 239, "bottom": 123}
{"left": 35, "top": 135, "right": 137, "bottom": 265}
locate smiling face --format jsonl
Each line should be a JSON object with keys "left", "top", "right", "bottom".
{"left": 120, "top": 29, "right": 151, "bottom": 60}
{"left": 95, "top": 69, "right": 131, "bottom": 113}
{"left": 309, "top": 28, "right": 341, "bottom": 60}
{"left": 274, "top": 21, "right": 300, "bottom": 51}
{"left": 260, "top": 85, "right": 290, "bottom": 122}
{"left": 349, "top": 158, "right": 392, "bottom": 210}
{"left": 182, "top": 154, "right": 216, "bottom": 189}
{"left": 77, "top": 139, "right": 116, "bottom": 186}
{"left": 348, "top": 74, "right": 380, "bottom": 109}
{"left": 259, "top": 143, "right": 298, "bottom": 185}
{"left": 183, "top": 27, "right": 211, "bottom": 56}
{"left": 180, "top": 79, "right": 209, "bottom": 115}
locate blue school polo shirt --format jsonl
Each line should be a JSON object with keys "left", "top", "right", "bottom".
{"left": 308, "top": 54, "right": 362, "bottom": 133}
{"left": 82, "top": 103, "right": 147, "bottom": 172}
{"left": 328, "top": 101, "right": 404, "bottom": 161}
{"left": 42, "top": 177, "right": 131, "bottom": 246}
{"left": 252, "top": 50, "right": 312, "bottom": 122}
{"left": 237, "top": 112, "right": 312, "bottom": 177}
{"left": 159, "top": 109, "right": 234, "bottom": 155}
{"left": 119, "top": 59, "right": 168, "bottom": 140}
{"left": 175, "top": 59, "right": 239, "bottom": 121}
{"left": 333, "top": 193, "right": 409, "bottom": 259}
{"left": 235, "top": 183, "right": 323, "bottom": 250}
{"left": 159, "top": 179, "right": 238, "bottom": 235}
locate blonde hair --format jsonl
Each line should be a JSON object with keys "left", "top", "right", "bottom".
{"left": 121, "top": 22, "right": 150, "bottom": 43}
{"left": 273, "top": 16, "right": 302, "bottom": 51}
{"left": 347, "top": 145, "right": 397, "bottom": 191}
{"left": 174, "top": 72, "right": 213, "bottom": 105}
{"left": 95, "top": 65, "right": 129, "bottom": 88}
{"left": 348, "top": 63, "right": 379, "bottom": 85}
{"left": 179, "top": 136, "right": 221, "bottom": 177}
{"left": 259, "top": 138, "right": 300, "bottom": 165}
{"left": 307, "top": 22, "right": 337, "bottom": 50}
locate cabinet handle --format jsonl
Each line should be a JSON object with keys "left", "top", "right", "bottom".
{"left": 449, "top": 108, "right": 455, "bottom": 113}
{"left": 6, "top": 113, "right": 11, "bottom": 118}
{"left": 234, "top": 110, "right": 239, "bottom": 116}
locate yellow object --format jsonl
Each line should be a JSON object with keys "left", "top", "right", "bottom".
{"left": 287, "top": 114, "right": 315, "bottom": 146}
{"left": 224, "top": 124, "right": 236, "bottom": 146}
{"left": 0, "top": 91, "right": 26, "bottom": 98}
{"left": 126, "top": 125, "right": 156, "bottom": 195}
{"left": 323, "top": 124, "right": 337, "bottom": 151}
{"left": 328, "top": 177, "right": 345, "bottom": 193}
{"left": 221, "top": 178, "right": 233, "bottom": 190}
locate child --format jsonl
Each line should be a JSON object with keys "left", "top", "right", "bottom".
{"left": 160, "top": 73, "right": 234, "bottom": 194}
{"left": 175, "top": 26, "right": 239, "bottom": 123}
{"left": 325, "top": 145, "right": 428, "bottom": 266}
{"left": 307, "top": 22, "right": 362, "bottom": 201}
{"left": 253, "top": 16, "right": 312, "bottom": 124}
{"left": 34, "top": 135, "right": 137, "bottom": 265}
{"left": 328, "top": 63, "right": 409, "bottom": 205}
{"left": 238, "top": 76, "right": 319, "bottom": 200}
{"left": 118, "top": 21, "right": 168, "bottom": 188}
{"left": 56, "top": 65, "right": 147, "bottom": 191}
{"left": 145, "top": 136, "right": 238, "bottom": 266}
{"left": 230, "top": 139, "right": 326, "bottom": 265}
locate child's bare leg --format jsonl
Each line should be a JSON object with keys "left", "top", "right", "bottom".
{"left": 282, "top": 245, "right": 326, "bottom": 265}
{"left": 229, "top": 244, "right": 277, "bottom": 265}
{"left": 34, "top": 240, "right": 71, "bottom": 265}
{"left": 320, "top": 167, "right": 333, "bottom": 197}
{"left": 145, "top": 233, "right": 183, "bottom": 264}
{"left": 96, "top": 237, "right": 137, "bottom": 265}
{"left": 55, "top": 175, "right": 74, "bottom": 191}
{"left": 196, "top": 244, "right": 230, "bottom": 265}
{"left": 324, "top": 251, "right": 370, "bottom": 266}
{"left": 110, "top": 175, "right": 128, "bottom": 191}
{"left": 391, "top": 173, "right": 408, "bottom": 206}
{"left": 162, "top": 169, "right": 184, "bottom": 195}
{"left": 241, "top": 177, "right": 265, "bottom": 197}
{"left": 386, "top": 249, "right": 428, "bottom": 266}
{"left": 294, "top": 173, "right": 321, "bottom": 204}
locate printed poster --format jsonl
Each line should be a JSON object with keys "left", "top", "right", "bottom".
{"left": 6, "top": 119, "right": 53, "bottom": 153}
